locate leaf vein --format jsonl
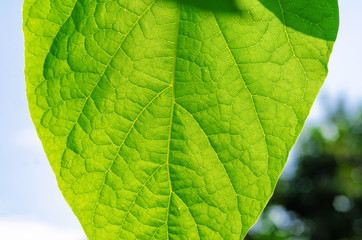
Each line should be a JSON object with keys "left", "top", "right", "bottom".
{"left": 91, "top": 85, "right": 171, "bottom": 226}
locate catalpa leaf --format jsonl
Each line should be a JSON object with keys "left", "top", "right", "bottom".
{"left": 23, "top": 0, "right": 339, "bottom": 239}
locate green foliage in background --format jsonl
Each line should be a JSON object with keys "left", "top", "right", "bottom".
{"left": 23, "top": 0, "right": 339, "bottom": 239}
{"left": 247, "top": 103, "right": 362, "bottom": 240}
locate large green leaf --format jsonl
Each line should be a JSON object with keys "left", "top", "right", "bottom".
{"left": 23, "top": 0, "right": 338, "bottom": 239}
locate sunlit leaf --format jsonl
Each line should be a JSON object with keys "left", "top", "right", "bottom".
{"left": 23, "top": 0, "right": 338, "bottom": 239}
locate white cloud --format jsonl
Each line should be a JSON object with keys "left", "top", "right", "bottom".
{"left": 0, "top": 217, "right": 87, "bottom": 240}
{"left": 12, "top": 127, "right": 42, "bottom": 149}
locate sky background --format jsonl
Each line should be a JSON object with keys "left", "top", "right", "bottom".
{"left": 0, "top": 0, "right": 361, "bottom": 239}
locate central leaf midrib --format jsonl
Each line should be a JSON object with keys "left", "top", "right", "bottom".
{"left": 165, "top": 3, "right": 180, "bottom": 239}
{"left": 212, "top": 12, "right": 268, "bottom": 156}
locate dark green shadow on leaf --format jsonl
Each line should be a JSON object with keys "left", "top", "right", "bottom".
{"left": 168, "top": 0, "right": 339, "bottom": 41}
{"left": 165, "top": 0, "right": 241, "bottom": 12}
{"left": 258, "top": 0, "right": 339, "bottom": 41}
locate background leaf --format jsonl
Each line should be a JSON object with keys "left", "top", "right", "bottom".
{"left": 23, "top": 0, "right": 338, "bottom": 239}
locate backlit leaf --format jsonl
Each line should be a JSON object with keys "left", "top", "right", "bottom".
{"left": 23, "top": 0, "right": 339, "bottom": 239}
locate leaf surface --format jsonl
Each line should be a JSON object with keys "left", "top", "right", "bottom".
{"left": 23, "top": 0, "right": 339, "bottom": 239}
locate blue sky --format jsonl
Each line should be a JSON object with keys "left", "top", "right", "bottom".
{"left": 0, "top": 1, "right": 361, "bottom": 239}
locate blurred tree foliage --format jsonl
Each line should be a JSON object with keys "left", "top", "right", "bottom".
{"left": 246, "top": 104, "right": 362, "bottom": 240}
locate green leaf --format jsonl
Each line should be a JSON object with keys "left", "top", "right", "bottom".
{"left": 23, "top": 0, "right": 338, "bottom": 239}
